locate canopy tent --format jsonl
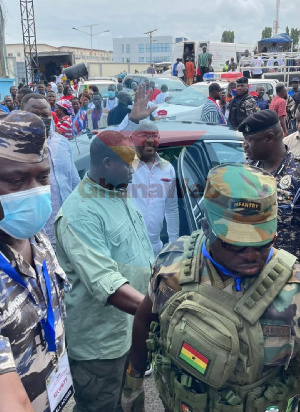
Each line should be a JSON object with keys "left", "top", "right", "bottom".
{"left": 258, "top": 33, "right": 292, "bottom": 52}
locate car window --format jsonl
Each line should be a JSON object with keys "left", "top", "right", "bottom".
{"left": 203, "top": 141, "right": 245, "bottom": 168}
{"left": 153, "top": 78, "right": 186, "bottom": 91}
{"left": 168, "top": 87, "right": 207, "bottom": 107}
{"left": 78, "top": 84, "right": 112, "bottom": 98}
{"left": 158, "top": 146, "right": 183, "bottom": 163}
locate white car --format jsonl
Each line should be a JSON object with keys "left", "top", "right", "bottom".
{"left": 77, "top": 78, "right": 118, "bottom": 98}
{"left": 156, "top": 78, "right": 278, "bottom": 122}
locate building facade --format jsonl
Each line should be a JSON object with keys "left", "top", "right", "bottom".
{"left": 6, "top": 43, "right": 113, "bottom": 64}
{"left": 113, "top": 36, "right": 187, "bottom": 64}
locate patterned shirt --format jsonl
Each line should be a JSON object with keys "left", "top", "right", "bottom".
{"left": 148, "top": 235, "right": 300, "bottom": 370}
{"left": 72, "top": 108, "right": 87, "bottom": 136}
{"left": 198, "top": 52, "right": 212, "bottom": 68}
{"left": 0, "top": 232, "right": 69, "bottom": 411}
{"left": 248, "top": 151, "right": 300, "bottom": 258}
{"left": 56, "top": 115, "right": 73, "bottom": 139}
{"left": 269, "top": 95, "right": 287, "bottom": 117}
{"left": 200, "top": 97, "right": 227, "bottom": 124}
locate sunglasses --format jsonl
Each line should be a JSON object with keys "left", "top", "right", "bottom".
{"left": 219, "top": 236, "right": 276, "bottom": 254}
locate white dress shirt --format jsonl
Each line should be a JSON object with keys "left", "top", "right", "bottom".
{"left": 128, "top": 153, "right": 179, "bottom": 256}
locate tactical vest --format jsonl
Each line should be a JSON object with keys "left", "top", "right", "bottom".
{"left": 147, "top": 231, "right": 300, "bottom": 412}
{"left": 228, "top": 94, "right": 254, "bottom": 129}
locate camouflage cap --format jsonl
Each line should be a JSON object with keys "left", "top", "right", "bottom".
{"left": 203, "top": 163, "right": 277, "bottom": 246}
{"left": 0, "top": 110, "right": 48, "bottom": 163}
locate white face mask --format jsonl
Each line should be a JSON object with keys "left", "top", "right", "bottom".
{"left": 0, "top": 186, "right": 52, "bottom": 239}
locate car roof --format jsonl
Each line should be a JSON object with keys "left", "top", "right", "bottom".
{"left": 153, "top": 121, "right": 243, "bottom": 146}
{"left": 78, "top": 80, "right": 117, "bottom": 85}
{"left": 125, "top": 74, "right": 181, "bottom": 81}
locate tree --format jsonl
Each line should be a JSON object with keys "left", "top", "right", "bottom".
{"left": 221, "top": 31, "right": 234, "bottom": 43}
{"left": 290, "top": 27, "right": 300, "bottom": 48}
{"left": 286, "top": 26, "right": 290, "bottom": 36}
{"left": 261, "top": 27, "right": 272, "bottom": 39}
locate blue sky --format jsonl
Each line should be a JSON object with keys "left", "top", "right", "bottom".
{"left": 1, "top": 0, "right": 299, "bottom": 51}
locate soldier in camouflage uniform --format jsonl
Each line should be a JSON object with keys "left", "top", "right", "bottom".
{"left": 0, "top": 111, "right": 70, "bottom": 411}
{"left": 228, "top": 76, "right": 259, "bottom": 130}
{"left": 240, "top": 109, "right": 300, "bottom": 259}
{"left": 121, "top": 163, "right": 300, "bottom": 412}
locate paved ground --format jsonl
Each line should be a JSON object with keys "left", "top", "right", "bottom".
{"left": 63, "top": 375, "right": 164, "bottom": 411}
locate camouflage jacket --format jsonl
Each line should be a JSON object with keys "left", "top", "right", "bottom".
{"left": 249, "top": 151, "right": 300, "bottom": 258}
{"left": 148, "top": 234, "right": 300, "bottom": 369}
{"left": 228, "top": 93, "right": 259, "bottom": 129}
{"left": 0, "top": 232, "right": 69, "bottom": 412}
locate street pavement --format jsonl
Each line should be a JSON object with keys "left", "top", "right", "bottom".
{"left": 63, "top": 374, "right": 164, "bottom": 411}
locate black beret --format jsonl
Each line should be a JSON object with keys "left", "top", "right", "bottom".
{"left": 238, "top": 109, "right": 280, "bottom": 135}
{"left": 236, "top": 76, "right": 249, "bottom": 84}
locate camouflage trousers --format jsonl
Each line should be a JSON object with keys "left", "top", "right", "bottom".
{"left": 69, "top": 352, "right": 129, "bottom": 412}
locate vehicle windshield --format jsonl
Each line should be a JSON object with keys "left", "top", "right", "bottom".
{"left": 153, "top": 78, "right": 186, "bottom": 91}
{"left": 168, "top": 87, "right": 207, "bottom": 107}
{"left": 78, "top": 84, "right": 113, "bottom": 98}
{"left": 124, "top": 77, "right": 186, "bottom": 92}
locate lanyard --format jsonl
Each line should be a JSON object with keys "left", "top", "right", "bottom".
{"left": 0, "top": 253, "right": 56, "bottom": 352}
{"left": 201, "top": 242, "right": 274, "bottom": 292}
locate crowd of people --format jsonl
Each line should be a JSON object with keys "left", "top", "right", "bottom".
{"left": 1, "top": 47, "right": 300, "bottom": 412}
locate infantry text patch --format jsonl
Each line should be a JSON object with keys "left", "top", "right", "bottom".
{"left": 231, "top": 201, "right": 261, "bottom": 211}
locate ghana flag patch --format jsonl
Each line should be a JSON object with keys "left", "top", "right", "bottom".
{"left": 179, "top": 342, "right": 209, "bottom": 375}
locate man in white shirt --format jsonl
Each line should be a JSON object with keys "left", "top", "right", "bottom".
{"left": 176, "top": 59, "right": 185, "bottom": 81}
{"left": 239, "top": 49, "right": 252, "bottom": 78}
{"left": 251, "top": 55, "right": 264, "bottom": 78}
{"left": 128, "top": 120, "right": 179, "bottom": 256}
{"left": 283, "top": 104, "right": 300, "bottom": 157}
{"left": 50, "top": 75, "right": 58, "bottom": 92}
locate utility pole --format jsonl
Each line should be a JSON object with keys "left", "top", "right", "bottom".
{"left": 72, "top": 25, "right": 109, "bottom": 55}
{"left": 84, "top": 24, "right": 99, "bottom": 54}
{"left": 20, "top": 0, "right": 38, "bottom": 84}
{"left": 273, "top": 0, "right": 280, "bottom": 36}
{"left": 143, "top": 29, "right": 158, "bottom": 64}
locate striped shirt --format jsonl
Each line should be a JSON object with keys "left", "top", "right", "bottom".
{"left": 200, "top": 98, "right": 227, "bottom": 124}
{"left": 57, "top": 115, "right": 73, "bottom": 139}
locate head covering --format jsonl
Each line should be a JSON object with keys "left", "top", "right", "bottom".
{"left": 57, "top": 99, "right": 74, "bottom": 116}
{"left": 238, "top": 109, "right": 280, "bottom": 136}
{"left": 96, "top": 130, "right": 136, "bottom": 165}
{"left": 236, "top": 76, "right": 249, "bottom": 84}
{"left": 290, "top": 77, "right": 300, "bottom": 84}
{"left": 203, "top": 163, "right": 277, "bottom": 246}
{"left": 0, "top": 111, "right": 47, "bottom": 163}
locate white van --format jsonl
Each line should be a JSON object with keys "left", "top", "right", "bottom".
{"left": 173, "top": 41, "right": 254, "bottom": 72}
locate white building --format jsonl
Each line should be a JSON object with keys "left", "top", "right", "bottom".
{"left": 113, "top": 36, "right": 187, "bottom": 64}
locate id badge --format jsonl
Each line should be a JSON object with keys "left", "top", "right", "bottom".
{"left": 46, "top": 352, "right": 74, "bottom": 412}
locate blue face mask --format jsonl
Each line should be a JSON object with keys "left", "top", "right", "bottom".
{"left": 108, "top": 91, "right": 116, "bottom": 98}
{"left": 0, "top": 186, "right": 52, "bottom": 239}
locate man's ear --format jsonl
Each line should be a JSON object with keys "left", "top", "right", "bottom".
{"left": 103, "top": 157, "right": 111, "bottom": 169}
{"left": 266, "top": 131, "right": 275, "bottom": 143}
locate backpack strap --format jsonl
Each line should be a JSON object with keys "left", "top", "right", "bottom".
{"left": 234, "top": 249, "right": 297, "bottom": 325}
{"left": 179, "top": 230, "right": 206, "bottom": 290}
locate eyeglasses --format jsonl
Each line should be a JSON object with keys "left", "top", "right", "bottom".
{"left": 219, "top": 236, "right": 276, "bottom": 254}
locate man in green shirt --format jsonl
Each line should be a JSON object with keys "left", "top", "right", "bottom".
{"left": 198, "top": 46, "right": 213, "bottom": 81}
{"left": 55, "top": 129, "right": 154, "bottom": 412}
